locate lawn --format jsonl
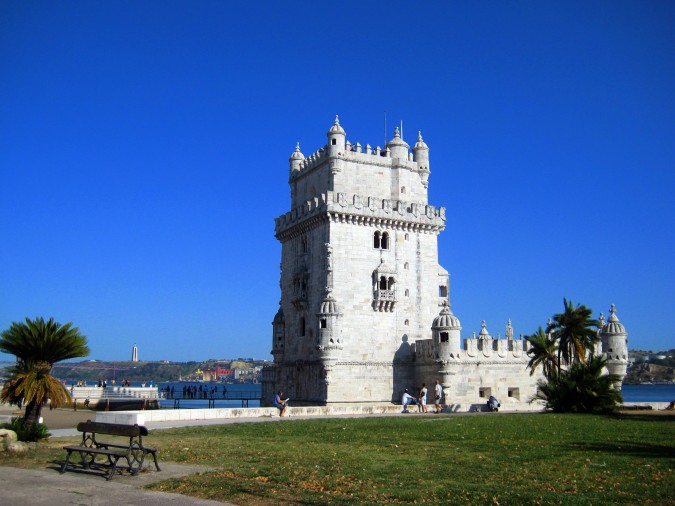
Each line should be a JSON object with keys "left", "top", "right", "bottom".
{"left": 148, "top": 412, "right": 674, "bottom": 505}
{"left": 3, "top": 411, "right": 674, "bottom": 505}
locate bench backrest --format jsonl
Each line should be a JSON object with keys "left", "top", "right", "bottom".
{"left": 77, "top": 420, "right": 147, "bottom": 437}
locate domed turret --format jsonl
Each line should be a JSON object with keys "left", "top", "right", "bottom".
{"left": 317, "top": 290, "right": 342, "bottom": 361}
{"left": 272, "top": 307, "right": 285, "bottom": 358}
{"left": 413, "top": 131, "right": 429, "bottom": 169}
{"left": 289, "top": 142, "right": 304, "bottom": 173}
{"left": 386, "top": 127, "right": 409, "bottom": 160}
{"left": 327, "top": 115, "right": 346, "bottom": 156}
{"left": 598, "top": 304, "right": 628, "bottom": 388}
{"left": 432, "top": 302, "right": 462, "bottom": 358}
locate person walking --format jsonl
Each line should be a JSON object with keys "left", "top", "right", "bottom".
{"left": 434, "top": 379, "right": 443, "bottom": 413}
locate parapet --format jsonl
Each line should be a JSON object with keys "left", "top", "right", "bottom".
{"left": 275, "top": 190, "right": 446, "bottom": 239}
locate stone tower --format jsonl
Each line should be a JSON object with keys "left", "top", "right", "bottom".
{"left": 263, "top": 117, "right": 448, "bottom": 405}
{"left": 598, "top": 304, "right": 629, "bottom": 388}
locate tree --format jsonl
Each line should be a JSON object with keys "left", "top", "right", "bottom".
{"left": 546, "top": 298, "right": 600, "bottom": 378}
{"left": 0, "top": 317, "right": 89, "bottom": 426}
{"left": 525, "top": 326, "right": 558, "bottom": 380}
{"left": 534, "top": 355, "right": 623, "bottom": 413}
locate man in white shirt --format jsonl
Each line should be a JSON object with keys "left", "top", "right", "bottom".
{"left": 434, "top": 379, "right": 443, "bottom": 413}
{"left": 401, "top": 389, "right": 416, "bottom": 413}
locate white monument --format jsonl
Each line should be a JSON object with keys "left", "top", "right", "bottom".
{"left": 262, "top": 117, "right": 627, "bottom": 410}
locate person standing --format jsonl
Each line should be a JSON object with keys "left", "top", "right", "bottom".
{"left": 434, "top": 379, "right": 443, "bottom": 413}
{"left": 418, "top": 383, "right": 428, "bottom": 413}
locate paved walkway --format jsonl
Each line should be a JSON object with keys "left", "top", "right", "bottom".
{"left": 0, "top": 463, "right": 233, "bottom": 505}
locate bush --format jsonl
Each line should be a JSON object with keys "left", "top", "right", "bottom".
{"left": 1, "top": 417, "right": 51, "bottom": 442}
{"left": 535, "top": 355, "right": 623, "bottom": 413}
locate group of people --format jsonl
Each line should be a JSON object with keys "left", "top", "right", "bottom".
{"left": 401, "top": 379, "right": 444, "bottom": 413}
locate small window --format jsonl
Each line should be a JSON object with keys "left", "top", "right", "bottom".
{"left": 405, "top": 289, "right": 409, "bottom": 297}
{"left": 479, "top": 387, "right": 491, "bottom": 398}
{"left": 404, "top": 319, "right": 409, "bottom": 326}
{"left": 508, "top": 388, "right": 520, "bottom": 400}
{"left": 379, "top": 276, "right": 387, "bottom": 290}
{"left": 439, "top": 286, "right": 448, "bottom": 297}
{"left": 320, "top": 318, "right": 327, "bottom": 329}
{"left": 401, "top": 186, "right": 406, "bottom": 194}
{"left": 374, "top": 231, "right": 381, "bottom": 249}
{"left": 405, "top": 233, "right": 409, "bottom": 240}
{"left": 299, "top": 317, "right": 306, "bottom": 336}
{"left": 440, "top": 332, "right": 449, "bottom": 343}
{"left": 331, "top": 138, "right": 336, "bottom": 145}
{"left": 404, "top": 262, "right": 409, "bottom": 270}
{"left": 381, "top": 232, "right": 389, "bottom": 249}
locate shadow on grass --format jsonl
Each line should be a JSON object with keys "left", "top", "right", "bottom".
{"left": 611, "top": 412, "right": 675, "bottom": 423}
{"left": 565, "top": 441, "right": 674, "bottom": 460}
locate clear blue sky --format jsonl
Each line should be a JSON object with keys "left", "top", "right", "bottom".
{"left": 1, "top": 1, "right": 673, "bottom": 362}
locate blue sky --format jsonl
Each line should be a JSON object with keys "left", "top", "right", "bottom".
{"left": 1, "top": 1, "right": 673, "bottom": 362}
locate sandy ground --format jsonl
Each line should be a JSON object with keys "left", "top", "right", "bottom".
{"left": 0, "top": 402, "right": 101, "bottom": 429}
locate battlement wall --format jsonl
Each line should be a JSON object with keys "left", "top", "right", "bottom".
{"left": 275, "top": 190, "right": 446, "bottom": 238}
{"left": 415, "top": 337, "right": 530, "bottom": 362}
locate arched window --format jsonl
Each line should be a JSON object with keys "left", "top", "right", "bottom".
{"left": 373, "top": 231, "right": 381, "bottom": 249}
{"left": 387, "top": 277, "right": 395, "bottom": 290}
{"left": 379, "top": 276, "right": 387, "bottom": 290}
{"left": 381, "top": 232, "right": 389, "bottom": 250}
{"left": 299, "top": 317, "right": 306, "bottom": 336}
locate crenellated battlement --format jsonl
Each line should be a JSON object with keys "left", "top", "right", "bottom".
{"left": 275, "top": 190, "right": 446, "bottom": 239}
{"left": 415, "top": 336, "right": 529, "bottom": 362}
{"left": 291, "top": 141, "right": 422, "bottom": 180}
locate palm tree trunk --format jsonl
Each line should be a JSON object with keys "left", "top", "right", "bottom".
{"left": 23, "top": 399, "right": 40, "bottom": 426}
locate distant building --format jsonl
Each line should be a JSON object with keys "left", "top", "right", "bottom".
{"left": 131, "top": 343, "right": 138, "bottom": 362}
{"left": 262, "top": 117, "right": 629, "bottom": 409}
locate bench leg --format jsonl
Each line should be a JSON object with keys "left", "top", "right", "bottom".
{"left": 148, "top": 450, "right": 161, "bottom": 471}
{"left": 60, "top": 451, "right": 73, "bottom": 473}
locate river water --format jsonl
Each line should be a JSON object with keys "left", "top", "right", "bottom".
{"left": 74, "top": 382, "right": 671, "bottom": 408}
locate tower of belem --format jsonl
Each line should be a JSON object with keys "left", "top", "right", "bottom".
{"left": 261, "top": 117, "right": 628, "bottom": 409}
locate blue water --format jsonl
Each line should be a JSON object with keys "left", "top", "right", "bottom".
{"left": 621, "top": 384, "right": 675, "bottom": 402}
{"left": 156, "top": 382, "right": 263, "bottom": 409}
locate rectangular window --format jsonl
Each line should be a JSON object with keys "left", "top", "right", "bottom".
{"left": 508, "top": 388, "right": 520, "bottom": 400}
{"left": 320, "top": 319, "right": 327, "bottom": 329}
{"left": 439, "top": 286, "right": 448, "bottom": 297}
{"left": 479, "top": 387, "right": 491, "bottom": 398}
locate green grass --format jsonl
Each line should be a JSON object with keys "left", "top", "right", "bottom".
{"left": 2, "top": 412, "right": 673, "bottom": 504}
{"left": 146, "top": 412, "right": 674, "bottom": 505}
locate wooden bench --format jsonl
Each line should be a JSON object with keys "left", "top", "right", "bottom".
{"left": 61, "top": 420, "right": 160, "bottom": 480}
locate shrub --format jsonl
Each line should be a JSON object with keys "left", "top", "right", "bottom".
{"left": 1, "top": 417, "right": 51, "bottom": 442}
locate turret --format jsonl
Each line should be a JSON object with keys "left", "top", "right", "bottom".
{"left": 316, "top": 290, "right": 342, "bottom": 362}
{"left": 386, "top": 127, "right": 409, "bottom": 160}
{"left": 272, "top": 307, "right": 285, "bottom": 361}
{"left": 413, "top": 131, "right": 429, "bottom": 169}
{"left": 598, "top": 304, "right": 629, "bottom": 388}
{"left": 432, "top": 302, "right": 462, "bottom": 358}
{"left": 289, "top": 142, "right": 304, "bottom": 173}
{"left": 327, "top": 115, "right": 346, "bottom": 156}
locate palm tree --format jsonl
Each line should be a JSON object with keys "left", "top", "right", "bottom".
{"left": 525, "top": 326, "right": 558, "bottom": 380}
{"left": 0, "top": 317, "right": 89, "bottom": 426}
{"left": 546, "top": 298, "right": 600, "bottom": 378}
{"left": 534, "top": 355, "right": 623, "bottom": 413}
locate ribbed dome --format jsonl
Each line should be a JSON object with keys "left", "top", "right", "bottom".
{"left": 327, "top": 115, "right": 346, "bottom": 135}
{"left": 319, "top": 294, "right": 340, "bottom": 315}
{"left": 387, "top": 127, "right": 409, "bottom": 149}
{"left": 273, "top": 308, "right": 284, "bottom": 324}
{"left": 413, "top": 131, "right": 428, "bottom": 150}
{"left": 289, "top": 142, "right": 304, "bottom": 160}
{"left": 600, "top": 304, "right": 626, "bottom": 335}
{"left": 432, "top": 303, "right": 461, "bottom": 330}
{"left": 478, "top": 320, "right": 491, "bottom": 339}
